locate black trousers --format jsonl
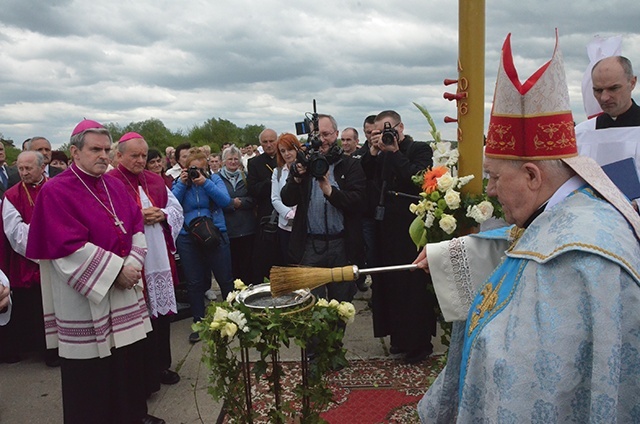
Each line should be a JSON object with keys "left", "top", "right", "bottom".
{"left": 301, "top": 237, "right": 356, "bottom": 303}
{"left": 250, "top": 227, "right": 282, "bottom": 285}
{"left": 60, "top": 339, "right": 147, "bottom": 424}
{"left": 0, "top": 286, "right": 49, "bottom": 360}
{"left": 143, "top": 314, "right": 173, "bottom": 396}
{"left": 229, "top": 233, "right": 255, "bottom": 284}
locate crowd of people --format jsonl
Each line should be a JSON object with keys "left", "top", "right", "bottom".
{"left": 1, "top": 43, "right": 639, "bottom": 422}
{"left": 0, "top": 107, "right": 439, "bottom": 422}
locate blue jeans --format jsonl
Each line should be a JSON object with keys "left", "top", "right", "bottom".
{"left": 176, "top": 232, "right": 234, "bottom": 322}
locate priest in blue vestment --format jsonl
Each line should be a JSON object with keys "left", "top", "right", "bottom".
{"left": 415, "top": 32, "right": 640, "bottom": 423}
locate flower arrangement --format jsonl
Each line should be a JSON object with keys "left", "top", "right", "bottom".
{"left": 408, "top": 103, "right": 502, "bottom": 248}
{"left": 194, "top": 279, "right": 356, "bottom": 423}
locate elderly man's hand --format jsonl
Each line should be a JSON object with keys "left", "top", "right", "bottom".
{"left": 142, "top": 207, "right": 165, "bottom": 225}
{"left": 114, "top": 265, "right": 142, "bottom": 290}
{"left": 412, "top": 247, "right": 430, "bottom": 274}
{"left": 0, "top": 285, "right": 10, "bottom": 311}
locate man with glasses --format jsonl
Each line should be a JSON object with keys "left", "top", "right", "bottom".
{"left": 281, "top": 114, "right": 366, "bottom": 304}
{"left": 360, "top": 110, "right": 438, "bottom": 364}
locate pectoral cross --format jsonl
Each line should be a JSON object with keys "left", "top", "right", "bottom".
{"left": 114, "top": 217, "right": 127, "bottom": 234}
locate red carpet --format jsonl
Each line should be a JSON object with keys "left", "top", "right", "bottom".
{"left": 221, "top": 356, "right": 444, "bottom": 423}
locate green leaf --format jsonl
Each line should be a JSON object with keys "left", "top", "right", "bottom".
{"left": 409, "top": 215, "right": 427, "bottom": 249}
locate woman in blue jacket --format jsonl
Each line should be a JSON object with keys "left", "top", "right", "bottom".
{"left": 172, "top": 148, "right": 232, "bottom": 343}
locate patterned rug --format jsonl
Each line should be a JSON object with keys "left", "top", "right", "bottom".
{"left": 220, "top": 356, "right": 444, "bottom": 423}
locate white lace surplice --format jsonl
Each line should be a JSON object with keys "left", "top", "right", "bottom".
{"left": 140, "top": 187, "right": 180, "bottom": 317}
{"left": 427, "top": 235, "right": 508, "bottom": 322}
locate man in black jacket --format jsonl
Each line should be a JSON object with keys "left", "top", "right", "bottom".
{"left": 281, "top": 114, "right": 366, "bottom": 302}
{"left": 361, "top": 110, "right": 437, "bottom": 364}
{"left": 0, "top": 143, "right": 19, "bottom": 198}
{"left": 25, "top": 137, "right": 63, "bottom": 178}
{"left": 247, "top": 128, "right": 279, "bottom": 284}
{"left": 591, "top": 56, "right": 639, "bottom": 128}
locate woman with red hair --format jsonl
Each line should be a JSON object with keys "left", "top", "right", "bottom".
{"left": 270, "top": 133, "right": 302, "bottom": 264}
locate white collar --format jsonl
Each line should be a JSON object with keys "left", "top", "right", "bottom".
{"left": 545, "top": 175, "right": 586, "bottom": 211}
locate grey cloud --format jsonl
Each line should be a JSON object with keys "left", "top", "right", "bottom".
{"left": 2, "top": 0, "right": 640, "bottom": 145}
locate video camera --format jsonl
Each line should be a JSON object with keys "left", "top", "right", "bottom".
{"left": 294, "top": 100, "right": 329, "bottom": 179}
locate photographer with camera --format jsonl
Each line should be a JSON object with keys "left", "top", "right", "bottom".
{"left": 171, "top": 148, "right": 233, "bottom": 343}
{"left": 360, "top": 110, "right": 438, "bottom": 364}
{"left": 281, "top": 114, "right": 366, "bottom": 303}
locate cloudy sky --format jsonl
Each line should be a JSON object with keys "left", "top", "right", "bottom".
{"left": 1, "top": 0, "right": 639, "bottom": 149}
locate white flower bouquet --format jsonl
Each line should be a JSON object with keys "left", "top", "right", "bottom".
{"left": 409, "top": 104, "right": 502, "bottom": 247}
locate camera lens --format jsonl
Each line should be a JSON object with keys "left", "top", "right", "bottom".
{"left": 188, "top": 166, "right": 200, "bottom": 179}
{"left": 382, "top": 132, "right": 396, "bottom": 145}
{"left": 309, "top": 155, "right": 329, "bottom": 179}
{"left": 381, "top": 122, "right": 398, "bottom": 145}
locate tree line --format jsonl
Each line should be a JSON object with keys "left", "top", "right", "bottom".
{"left": 1, "top": 117, "right": 266, "bottom": 164}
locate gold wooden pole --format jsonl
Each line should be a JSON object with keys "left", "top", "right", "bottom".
{"left": 457, "top": 0, "right": 485, "bottom": 195}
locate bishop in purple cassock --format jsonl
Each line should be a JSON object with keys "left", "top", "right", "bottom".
{"left": 26, "top": 120, "right": 165, "bottom": 424}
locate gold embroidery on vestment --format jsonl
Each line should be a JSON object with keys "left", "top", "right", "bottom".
{"left": 469, "top": 275, "right": 504, "bottom": 335}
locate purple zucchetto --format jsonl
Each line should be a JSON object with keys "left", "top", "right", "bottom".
{"left": 71, "top": 119, "right": 105, "bottom": 136}
{"left": 118, "top": 132, "right": 144, "bottom": 143}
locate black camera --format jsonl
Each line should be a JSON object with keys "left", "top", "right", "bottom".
{"left": 381, "top": 122, "right": 398, "bottom": 146}
{"left": 294, "top": 100, "right": 330, "bottom": 179}
{"left": 188, "top": 166, "right": 201, "bottom": 180}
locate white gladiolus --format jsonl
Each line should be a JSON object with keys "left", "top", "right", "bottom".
{"left": 226, "top": 291, "right": 239, "bottom": 303}
{"left": 227, "top": 310, "right": 249, "bottom": 333}
{"left": 425, "top": 212, "right": 435, "bottom": 228}
{"left": 457, "top": 175, "right": 474, "bottom": 188}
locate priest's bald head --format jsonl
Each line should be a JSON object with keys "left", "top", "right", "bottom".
{"left": 116, "top": 132, "right": 148, "bottom": 175}
{"left": 484, "top": 32, "right": 640, "bottom": 237}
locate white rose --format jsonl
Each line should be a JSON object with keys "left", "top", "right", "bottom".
{"left": 467, "top": 200, "right": 494, "bottom": 223}
{"left": 443, "top": 189, "right": 461, "bottom": 210}
{"left": 337, "top": 302, "right": 356, "bottom": 324}
{"left": 316, "top": 298, "right": 329, "bottom": 307}
{"left": 439, "top": 214, "right": 457, "bottom": 234}
{"left": 328, "top": 299, "right": 340, "bottom": 308}
{"left": 425, "top": 212, "right": 435, "bottom": 228}
{"left": 212, "top": 307, "right": 229, "bottom": 323}
{"left": 437, "top": 173, "right": 455, "bottom": 191}
{"left": 234, "top": 279, "right": 247, "bottom": 290}
{"left": 221, "top": 322, "right": 238, "bottom": 338}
